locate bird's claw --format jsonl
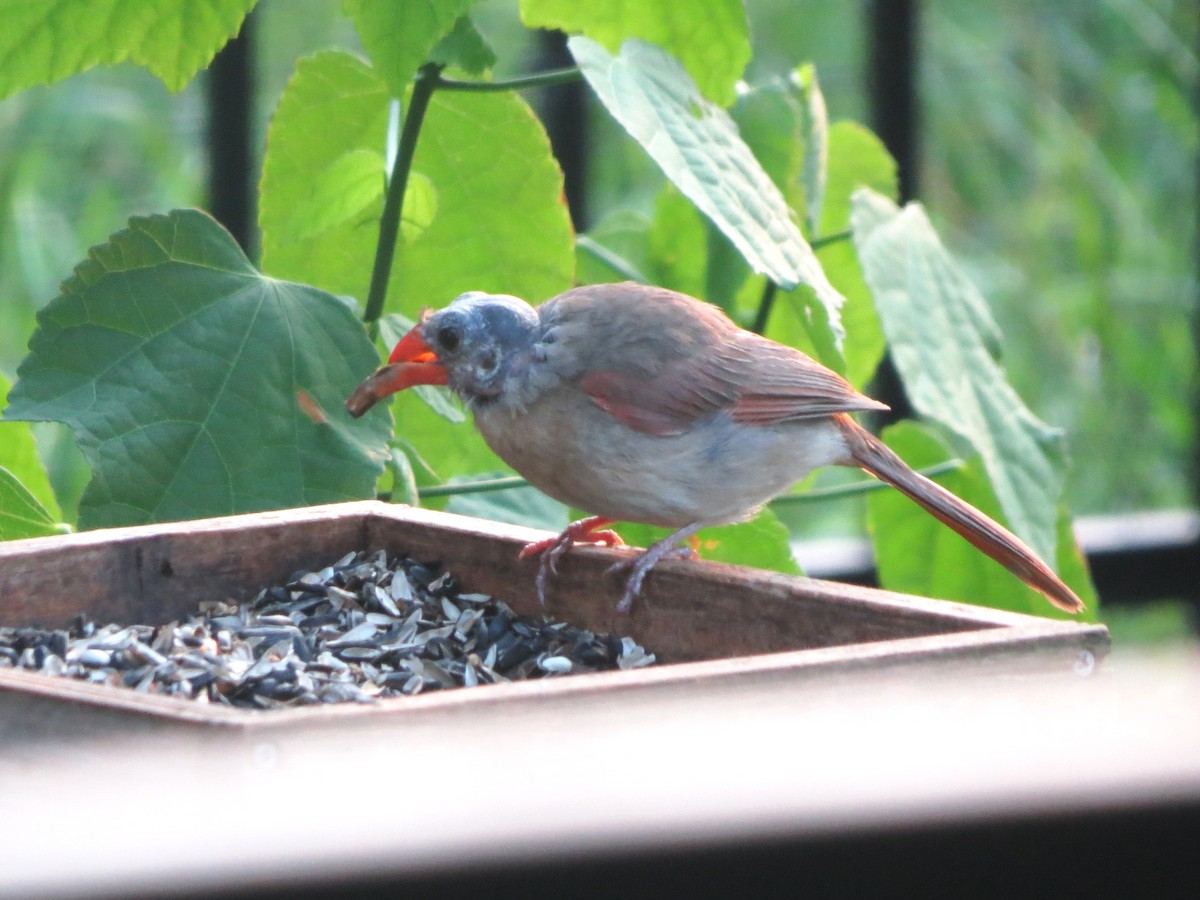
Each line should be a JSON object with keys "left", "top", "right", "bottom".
{"left": 520, "top": 516, "right": 623, "bottom": 606}
{"left": 609, "top": 545, "right": 698, "bottom": 614}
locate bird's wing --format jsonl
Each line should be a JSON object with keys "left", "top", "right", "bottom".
{"left": 580, "top": 329, "right": 887, "bottom": 436}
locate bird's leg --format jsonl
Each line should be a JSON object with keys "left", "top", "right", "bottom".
{"left": 609, "top": 522, "right": 705, "bottom": 614}
{"left": 519, "top": 516, "right": 626, "bottom": 605}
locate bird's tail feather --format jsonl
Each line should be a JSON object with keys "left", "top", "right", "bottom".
{"left": 834, "top": 415, "right": 1083, "bottom": 613}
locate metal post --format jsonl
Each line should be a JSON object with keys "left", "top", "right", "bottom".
{"left": 866, "top": 0, "right": 919, "bottom": 422}
{"left": 206, "top": 11, "right": 257, "bottom": 259}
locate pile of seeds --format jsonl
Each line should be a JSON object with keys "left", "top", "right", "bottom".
{"left": 0, "top": 549, "right": 656, "bottom": 709}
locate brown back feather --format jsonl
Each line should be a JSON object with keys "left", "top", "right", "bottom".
{"left": 540, "top": 283, "right": 885, "bottom": 435}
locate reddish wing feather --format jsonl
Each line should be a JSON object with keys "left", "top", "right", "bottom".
{"left": 580, "top": 330, "right": 886, "bottom": 436}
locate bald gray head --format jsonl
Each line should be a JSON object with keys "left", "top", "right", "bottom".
{"left": 418, "top": 292, "right": 550, "bottom": 407}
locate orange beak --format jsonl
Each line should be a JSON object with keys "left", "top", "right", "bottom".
{"left": 344, "top": 326, "right": 449, "bottom": 418}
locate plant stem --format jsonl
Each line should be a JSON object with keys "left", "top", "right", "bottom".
{"left": 749, "top": 230, "right": 852, "bottom": 334}
{"left": 418, "top": 475, "right": 528, "bottom": 499}
{"left": 810, "top": 229, "right": 851, "bottom": 251}
{"left": 435, "top": 66, "right": 582, "bottom": 92}
{"left": 750, "top": 280, "right": 778, "bottom": 334}
{"left": 362, "top": 63, "right": 443, "bottom": 326}
{"left": 576, "top": 235, "right": 650, "bottom": 283}
{"left": 413, "top": 460, "right": 962, "bottom": 505}
{"left": 769, "top": 459, "right": 964, "bottom": 505}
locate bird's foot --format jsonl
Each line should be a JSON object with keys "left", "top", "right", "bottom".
{"left": 608, "top": 524, "right": 705, "bottom": 614}
{"left": 519, "top": 516, "right": 624, "bottom": 606}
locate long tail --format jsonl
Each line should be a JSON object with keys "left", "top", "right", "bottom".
{"left": 834, "top": 415, "right": 1083, "bottom": 613}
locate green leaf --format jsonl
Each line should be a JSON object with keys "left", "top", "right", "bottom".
{"left": 391, "top": 392, "right": 506, "bottom": 495}
{"left": 520, "top": 0, "right": 749, "bottom": 106}
{"left": 446, "top": 473, "right": 569, "bottom": 531}
{"left": 795, "top": 64, "right": 829, "bottom": 238}
{"left": 852, "top": 189, "right": 1066, "bottom": 564}
{"left": 0, "top": 466, "right": 62, "bottom": 540}
{"left": 344, "top": 0, "right": 472, "bottom": 97}
{"left": 383, "top": 446, "right": 419, "bottom": 505}
{"left": 260, "top": 51, "right": 574, "bottom": 317}
{"left": 727, "top": 78, "right": 893, "bottom": 383}
{"left": 285, "top": 148, "right": 387, "bottom": 242}
{"left": 430, "top": 16, "right": 497, "bottom": 75}
{"left": 646, "top": 186, "right": 707, "bottom": 299}
{"left": 260, "top": 51, "right": 391, "bottom": 300}
{"left": 817, "top": 239, "right": 885, "bottom": 390}
{"left": 399, "top": 173, "right": 439, "bottom": 243}
{"left": 729, "top": 78, "right": 803, "bottom": 212}
{"left": 821, "top": 123, "right": 896, "bottom": 236}
{"left": 571, "top": 37, "right": 845, "bottom": 347}
{"left": 390, "top": 87, "right": 575, "bottom": 314}
{"left": 575, "top": 209, "right": 652, "bottom": 285}
{"left": 0, "top": 374, "right": 61, "bottom": 521}
{"left": 867, "top": 422, "right": 1096, "bottom": 620}
{"left": 0, "top": 0, "right": 256, "bottom": 98}
{"left": 3, "top": 209, "right": 390, "bottom": 529}
{"left": 611, "top": 508, "right": 801, "bottom": 576}
{"left": 813, "top": 122, "right": 896, "bottom": 388}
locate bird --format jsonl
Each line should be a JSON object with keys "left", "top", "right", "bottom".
{"left": 345, "top": 282, "right": 1083, "bottom": 615}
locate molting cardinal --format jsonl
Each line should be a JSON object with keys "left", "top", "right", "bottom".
{"left": 346, "top": 283, "right": 1083, "bottom": 615}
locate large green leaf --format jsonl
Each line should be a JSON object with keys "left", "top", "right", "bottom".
{"left": 867, "top": 422, "right": 1096, "bottom": 620}
{"left": 0, "top": 0, "right": 256, "bottom": 99}
{"left": 260, "top": 51, "right": 574, "bottom": 317}
{"left": 811, "top": 122, "right": 896, "bottom": 388}
{"left": 794, "top": 64, "right": 829, "bottom": 238}
{"left": 730, "top": 79, "right": 895, "bottom": 387}
{"left": 821, "top": 123, "right": 896, "bottom": 236}
{"left": 3, "top": 209, "right": 390, "bottom": 529}
{"left": 389, "top": 88, "right": 575, "bottom": 313}
{"left": 0, "top": 467, "right": 63, "bottom": 540}
{"left": 852, "top": 189, "right": 1066, "bottom": 564}
{"left": 344, "top": 0, "right": 472, "bottom": 97}
{"left": 260, "top": 51, "right": 391, "bottom": 300}
{"left": 570, "top": 37, "right": 846, "bottom": 348}
{"left": 814, "top": 239, "right": 884, "bottom": 390}
{"left": 0, "top": 374, "right": 60, "bottom": 521}
{"left": 520, "top": 0, "right": 749, "bottom": 106}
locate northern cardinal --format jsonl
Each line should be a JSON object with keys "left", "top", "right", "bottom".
{"left": 347, "top": 283, "right": 1082, "bottom": 614}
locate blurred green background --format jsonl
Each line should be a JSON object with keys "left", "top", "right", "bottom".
{"left": 1, "top": 1, "right": 1195, "bottom": 565}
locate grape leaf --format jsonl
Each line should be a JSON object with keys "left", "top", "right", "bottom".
{"left": 571, "top": 37, "right": 846, "bottom": 348}
{"left": 0, "top": 0, "right": 256, "bottom": 98}
{"left": 0, "top": 467, "right": 63, "bottom": 540}
{"left": 4, "top": 209, "right": 390, "bottom": 528}
{"left": 520, "top": 0, "right": 750, "bottom": 106}
{"left": 0, "top": 373, "right": 61, "bottom": 521}
{"left": 260, "top": 51, "right": 574, "bottom": 318}
{"left": 344, "top": 0, "right": 472, "bottom": 97}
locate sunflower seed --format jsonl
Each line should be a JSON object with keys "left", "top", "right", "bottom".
{"left": 0, "top": 548, "right": 657, "bottom": 709}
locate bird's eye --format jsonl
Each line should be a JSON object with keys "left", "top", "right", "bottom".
{"left": 478, "top": 349, "right": 498, "bottom": 372}
{"left": 437, "top": 325, "right": 462, "bottom": 352}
